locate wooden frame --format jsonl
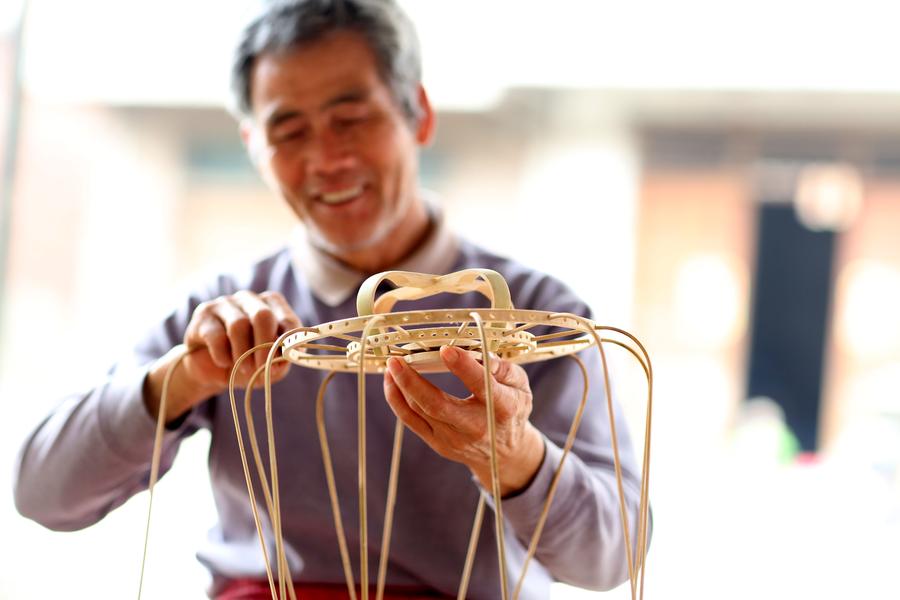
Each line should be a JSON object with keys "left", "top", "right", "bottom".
{"left": 140, "top": 269, "right": 654, "bottom": 600}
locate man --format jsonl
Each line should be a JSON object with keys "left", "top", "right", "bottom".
{"left": 13, "top": 1, "right": 645, "bottom": 598}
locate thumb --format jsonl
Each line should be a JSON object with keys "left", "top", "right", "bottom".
{"left": 439, "top": 345, "right": 495, "bottom": 400}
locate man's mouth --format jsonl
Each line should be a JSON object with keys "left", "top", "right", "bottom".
{"left": 317, "top": 185, "right": 365, "bottom": 206}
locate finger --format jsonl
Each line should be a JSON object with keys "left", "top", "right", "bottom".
{"left": 248, "top": 358, "right": 290, "bottom": 388}
{"left": 260, "top": 291, "right": 303, "bottom": 334}
{"left": 385, "top": 357, "right": 457, "bottom": 422}
{"left": 490, "top": 358, "right": 529, "bottom": 391}
{"left": 209, "top": 297, "right": 253, "bottom": 370}
{"left": 186, "top": 302, "right": 232, "bottom": 370}
{"left": 232, "top": 291, "right": 278, "bottom": 369}
{"left": 384, "top": 370, "right": 434, "bottom": 439}
{"left": 439, "top": 345, "right": 494, "bottom": 402}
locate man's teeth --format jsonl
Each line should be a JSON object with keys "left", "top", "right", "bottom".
{"left": 320, "top": 186, "right": 363, "bottom": 205}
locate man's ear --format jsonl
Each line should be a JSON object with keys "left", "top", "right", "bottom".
{"left": 414, "top": 85, "right": 436, "bottom": 146}
{"left": 240, "top": 120, "right": 279, "bottom": 190}
{"left": 240, "top": 120, "right": 264, "bottom": 166}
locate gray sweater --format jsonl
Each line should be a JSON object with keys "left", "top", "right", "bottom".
{"left": 13, "top": 236, "right": 645, "bottom": 599}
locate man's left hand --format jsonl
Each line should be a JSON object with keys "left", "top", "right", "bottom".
{"left": 383, "top": 345, "right": 545, "bottom": 497}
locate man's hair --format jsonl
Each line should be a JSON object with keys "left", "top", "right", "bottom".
{"left": 230, "top": 0, "right": 423, "bottom": 124}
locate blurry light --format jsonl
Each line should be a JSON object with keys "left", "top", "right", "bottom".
{"left": 0, "top": 0, "right": 24, "bottom": 34}
{"left": 513, "top": 141, "right": 638, "bottom": 325}
{"left": 831, "top": 366, "right": 900, "bottom": 482}
{"left": 673, "top": 254, "right": 746, "bottom": 349}
{"left": 422, "top": 78, "right": 504, "bottom": 112}
{"left": 23, "top": 0, "right": 900, "bottom": 108}
{"left": 838, "top": 260, "right": 900, "bottom": 359}
{"left": 794, "top": 163, "right": 863, "bottom": 232}
{"left": 730, "top": 397, "right": 800, "bottom": 467}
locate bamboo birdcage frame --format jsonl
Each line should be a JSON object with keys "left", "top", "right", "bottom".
{"left": 141, "top": 268, "right": 653, "bottom": 600}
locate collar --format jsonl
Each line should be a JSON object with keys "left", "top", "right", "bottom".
{"left": 290, "top": 195, "right": 459, "bottom": 307}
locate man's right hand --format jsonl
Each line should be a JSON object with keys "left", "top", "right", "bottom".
{"left": 144, "top": 290, "right": 302, "bottom": 424}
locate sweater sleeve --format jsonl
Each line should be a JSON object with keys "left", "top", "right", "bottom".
{"left": 489, "top": 268, "right": 650, "bottom": 591}
{"left": 12, "top": 296, "right": 206, "bottom": 531}
{"left": 500, "top": 348, "right": 647, "bottom": 591}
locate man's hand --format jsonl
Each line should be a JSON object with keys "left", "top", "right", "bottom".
{"left": 383, "top": 345, "right": 545, "bottom": 497}
{"left": 144, "top": 291, "right": 302, "bottom": 424}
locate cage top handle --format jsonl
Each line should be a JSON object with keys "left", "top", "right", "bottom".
{"left": 356, "top": 269, "right": 514, "bottom": 317}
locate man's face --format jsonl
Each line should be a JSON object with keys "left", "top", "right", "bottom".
{"left": 245, "top": 30, "right": 432, "bottom": 254}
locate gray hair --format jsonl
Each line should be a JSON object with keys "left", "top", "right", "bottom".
{"left": 230, "top": 0, "right": 423, "bottom": 125}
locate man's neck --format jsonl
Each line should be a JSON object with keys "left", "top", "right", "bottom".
{"left": 330, "top": 198, "right": 431, "bottom": 274}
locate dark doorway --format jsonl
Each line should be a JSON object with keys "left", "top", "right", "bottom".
{"left": 746, "top": 202, "right": 836, "bottom": 451}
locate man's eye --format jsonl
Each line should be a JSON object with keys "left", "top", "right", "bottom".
{"left": 334, "top": 116, "right": 365, "bottom": 130}
{"left": 274, "top": 127, "right": 309, "bottom": 144}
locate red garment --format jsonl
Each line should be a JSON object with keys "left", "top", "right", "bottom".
{"left": 217, "top": 579, "right": 448, "bottom": 599}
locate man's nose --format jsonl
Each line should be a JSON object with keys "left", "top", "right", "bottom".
{"left": 306, "top": 132, "right": 357, "bottom": 177}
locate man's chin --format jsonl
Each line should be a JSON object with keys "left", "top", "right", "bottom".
{"left": 307, "top": 226, "right": 385, "bottom": 258}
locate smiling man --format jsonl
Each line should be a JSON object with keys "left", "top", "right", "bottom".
{"left": 13, "top": 2, "right": 646, "bottom": 599}
{"left": 247, "top": 28, "right": 432, "bottom": 269}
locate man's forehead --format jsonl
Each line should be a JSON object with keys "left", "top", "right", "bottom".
{"left": 260, "top": 88, "right": 372, "bottom": 128}
{"left": 250, "top": 38, "right": 384, "bottom": 123}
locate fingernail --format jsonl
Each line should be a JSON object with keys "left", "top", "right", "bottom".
{"left": 387, "top": 357, "right": 404, "bottom": 375}
{"left": 440, "top": 345, "right": 458, "bottom": 365}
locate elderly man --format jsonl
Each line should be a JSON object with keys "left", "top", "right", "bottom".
{"left": 14, "top": 1, "right": 645, "bottom": 598}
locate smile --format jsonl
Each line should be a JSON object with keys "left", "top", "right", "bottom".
{"left": 318, "top": 185, "right": 364, "bottom": 205}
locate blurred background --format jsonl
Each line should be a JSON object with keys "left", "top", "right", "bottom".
{"left": 2, "top": 0, "right": 900, "bottom": 598}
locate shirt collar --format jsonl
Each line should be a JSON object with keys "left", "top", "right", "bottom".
{"left": 290, "top": 195, "right": 459, "bottom": 307}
